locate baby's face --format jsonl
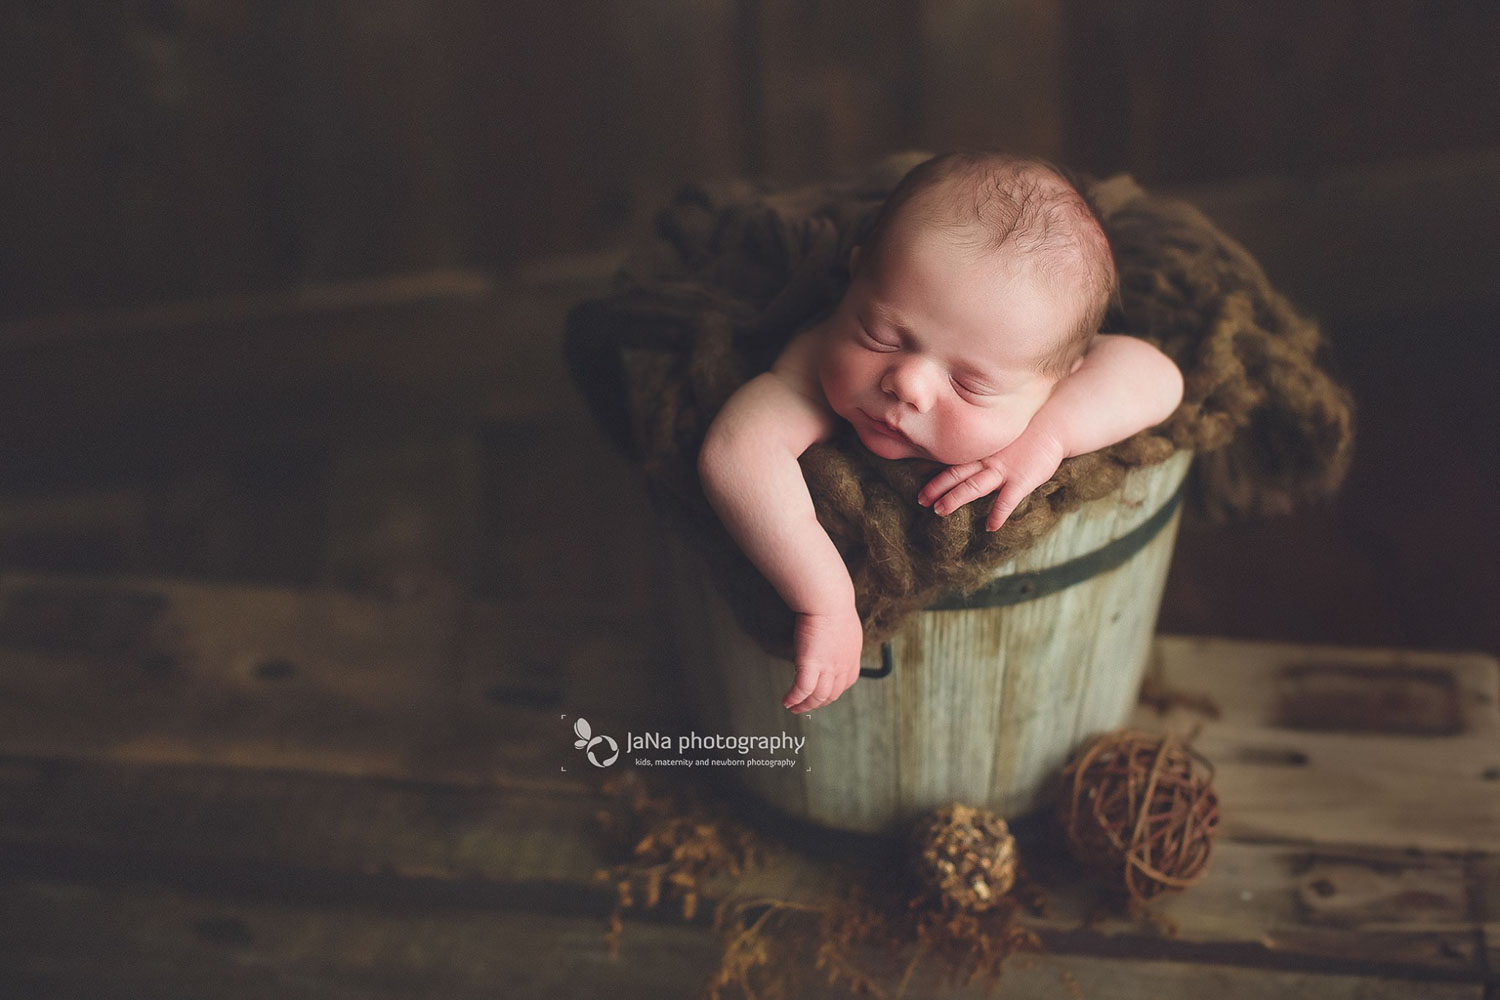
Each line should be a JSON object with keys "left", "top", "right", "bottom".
{"left": 817, "top": 227, "right": 1083, "bottom": 466}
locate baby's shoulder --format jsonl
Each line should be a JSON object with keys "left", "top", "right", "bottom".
{"left": 770, "top": 323, "right": 828, "bottom": 402}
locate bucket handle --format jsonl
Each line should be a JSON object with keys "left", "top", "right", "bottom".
{"left": 860, "top": 642, "right": 895, "bottom": 679}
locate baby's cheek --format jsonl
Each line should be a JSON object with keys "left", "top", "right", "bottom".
{"left": 934, "top": 410, "right": 1022, "bottom": 464}
{"left": 921, "top": 419, "right": 979, "bottom": 465}
{"left": 820, "top": 352, "right": 867, "bottom": 411}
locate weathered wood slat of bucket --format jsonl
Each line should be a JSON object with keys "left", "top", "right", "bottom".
{"left": 670, "top": 449, "right": 1193, "bottom": 835}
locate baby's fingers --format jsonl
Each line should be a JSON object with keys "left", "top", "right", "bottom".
{"left": 932, "top": 466, "right": 1006, "bottom": 517}
{"left": 788, "top": 669, "right": 837, "bottom": 714}
{"left": 782, "top": 667, "right": 819, "bottom": 709}
{"left": 919, "top": 462, "right": 982, "bottom": 507}
{"left": 985, "top": 478, "right": 1034, "bottom": 531}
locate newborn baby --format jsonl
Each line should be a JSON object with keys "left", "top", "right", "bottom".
{"left": 698, "top": 152, "right": 1183, "bottom": 716}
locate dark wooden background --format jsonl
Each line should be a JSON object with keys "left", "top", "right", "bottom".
{"left": 2, "top": 0, "right": 1498, "bottom": 652}
{"left": 2, "top": 5, "right": 1500, "bottom": 996}
{"left": 5, "top": 1, "right": 1497, "bottom": 316}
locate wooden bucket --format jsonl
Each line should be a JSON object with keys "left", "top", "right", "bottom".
{"left": 668, "top": 450, "right": 1192, "bottom": 835}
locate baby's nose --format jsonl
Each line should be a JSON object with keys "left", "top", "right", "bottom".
{"left": 882, "top": 359, "right": 938, "bottom": 412}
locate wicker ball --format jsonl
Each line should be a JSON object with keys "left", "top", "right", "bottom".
{"left": 911, "top": 803, "right": 1018, "bottom": 912}
{"left": 1057, "top": 731, "right": 1220, "bottom": 903}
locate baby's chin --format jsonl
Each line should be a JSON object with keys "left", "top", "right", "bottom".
{"left": 854, "top": 425, "right": 934, "bottom": 462}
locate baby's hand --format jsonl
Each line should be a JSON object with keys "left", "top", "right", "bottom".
{"left": 918, "top": 429, "right": 1066, "bottom": 531}
{"left": 783, "top": 606, "right": 864, "bottom": 714}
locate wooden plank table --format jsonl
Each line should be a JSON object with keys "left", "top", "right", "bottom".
{"left": 0, "top": 571, "right": 1494, "bottom": 998}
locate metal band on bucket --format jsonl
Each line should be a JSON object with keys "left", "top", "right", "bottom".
{"left": 859, "top": 481, "right": 1185, "bottom": 679}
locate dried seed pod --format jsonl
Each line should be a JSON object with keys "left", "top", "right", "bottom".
{"left": 912, "top": 803, "right": 1018, "bottom": 912}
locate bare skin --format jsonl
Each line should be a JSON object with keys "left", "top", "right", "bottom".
{"left": 698, "top": 217, "right": 1183, "bottom": 717}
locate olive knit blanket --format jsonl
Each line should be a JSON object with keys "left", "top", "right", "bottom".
{"left": 565, "top": 153, "right": 1354, "bottom": 656}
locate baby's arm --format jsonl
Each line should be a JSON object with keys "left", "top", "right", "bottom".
{"left": 920, "top": 335, "right": 1183, "bottom": 530}
{"left": 698, "top": 368, "right": 865, "bottom": 714}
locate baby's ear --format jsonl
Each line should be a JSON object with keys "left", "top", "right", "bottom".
{"left": 848, "top": 245, "right": 862, "bottom": 276}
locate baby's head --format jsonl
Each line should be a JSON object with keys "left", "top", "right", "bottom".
{"left": 818, "top": 152, "right": 1116, "bottom": 465}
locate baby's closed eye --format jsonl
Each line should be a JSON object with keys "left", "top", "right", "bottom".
{"left": 952, "top": 375, "right": 997, "bottom": 397}
{"left": 859, "top": 325, "right": 900, "bottom": 352}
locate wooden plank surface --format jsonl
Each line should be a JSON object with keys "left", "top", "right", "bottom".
{"left": 1, "top": 874, "right": 1480, "bottom": 1000}
{"left": 0, "top": 572, "right": 669, "bottom": 787}
{"left": 0, "top": 747, "right": 1486, "bottom": 981}
{"left": 1478, "top": 853, "right": 1500, "bottom": 990}
{"left": 0, "top": 754, "right": 606, "bottom": 887}
{"left": 1134, "top": 636, "right": 1500, "bottom": 852}
{"left": 722, "top": 836, "right": 1489, "bottom": 981}
{"left": 1, "top": 572, "right": 1496, "bottom": 995}
{"left": 0, "top": 877, "right": 717, "bottom": 1000}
